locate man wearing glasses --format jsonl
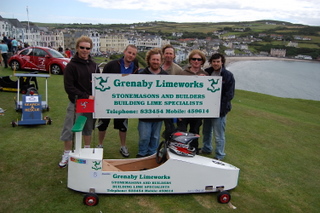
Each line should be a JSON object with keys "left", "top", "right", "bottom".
{"left": 178, "top": 49, "right": 208, "bottom": 154}
{"left": 59, "top": 36, "right": 99, "bottom": 168}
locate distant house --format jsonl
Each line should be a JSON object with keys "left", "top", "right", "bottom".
{"left": 100, "top": 33, "right": 128, "bottom": 53}
{"left": 222, "top": 35, "right": 236, "bottom": 40}
{"left": 294, "top": 35, "right": 302, "bottom": 40}
{"left": 287, "top": 41, "right": 298, "bottom": 48}
{"left": 175, "top": 48, "right": 188, "bottom": 63}
{"left": 40, "top": 30, "right": 64, "bottom": 50}
{"left": 295, "top": 55, "right": 312, "bottom": 60}
{"left": 259, "top": 51, "right": 269, "bottom": 56}
{"left": 89, "top": 32, "right": 101, "bottom": 55}
{"left": 234, "top": 28, "right": 245, "bottom": 32}
{"left": 172, "top": 32, "right": 183, "bottom": 37}
{"left": 302, "top": 37, "right": 311, "bottom": 41}
{"left": 270, "top": 34, "right": 283, "bottom": 40}
{"left": 239, "top": 44, "right": 248, "bottom": 50}
{"left": 224, "top": 49, "right": 235, "bottom": 56}
{"left": 270, "top": 48, "right": 286, "bottom": 57}
{"left": 223, "top": 42, "right": 233, "bottom": 48}
{"left": 178, "top": 38, "right": 196, "bottom": 42}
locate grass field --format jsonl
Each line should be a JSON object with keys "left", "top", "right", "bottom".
{"left": 0, "top": 66, "right": 320, "bottom": 213}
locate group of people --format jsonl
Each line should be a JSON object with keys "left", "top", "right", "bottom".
{"left": 1, "top": 34, "right": 30, "bottom": 68}
{"left": 1, "top": 34, "right": 19, "bottom": 54}
{"left": 58, "top": 36, "right": 235, "bottom": 168}
{"left": 58, "top": 46, "right": 73, "bottom": 58}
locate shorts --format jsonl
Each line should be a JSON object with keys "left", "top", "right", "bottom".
{"left": 60, "top": 102, "right": 94, "bottom": 141}
{"left": 96, "top": 118, "right": 128, "bottom": 132}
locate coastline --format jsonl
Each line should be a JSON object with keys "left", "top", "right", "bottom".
{"left": 225, "top": 56, "right": 319, "bottom": 66}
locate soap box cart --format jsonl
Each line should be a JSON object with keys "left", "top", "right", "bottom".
{"left": 67, "top": 116, "right": 240, "bottom": 207}
{"left": 11, "top": 73, "right": 51, "bottom": 126}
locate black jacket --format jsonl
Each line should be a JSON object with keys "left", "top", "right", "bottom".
{"left": 139, "top": 67, "right": 168, "bottom": 122}
{"left": 205, "top": 66, "right": 235, "bottom": 117}
{"left": 64, "top": 53, "right": 99, "bottom": 103}
{"left": 102, "top": 57, "right": 139, "bottom": 74}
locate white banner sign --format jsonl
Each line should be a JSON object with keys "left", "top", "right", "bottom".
{"left": 92, "top": 74, "right": 222, "bottom": 118}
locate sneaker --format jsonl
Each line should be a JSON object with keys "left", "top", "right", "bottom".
{"left": 96, "top": 144, "right": 103, "bottom": 148}
{"left": 59, "top": 154, "right": 69, "bottom": 168}
{"left": 120, "top": 146, "right": 129, "bottom": 157}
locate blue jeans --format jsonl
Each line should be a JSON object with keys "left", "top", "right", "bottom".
{"left": 138, "top": 120, "right": 163, "bottom": 156}
{"left": 202, "top": 116, "right": 226, "bottom": 159}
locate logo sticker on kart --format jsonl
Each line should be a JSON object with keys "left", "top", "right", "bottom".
{"left": 70, "top": 157, "right": 86, "bottom": 164}
{"left": 92, "top": 161, "right": 102, "bottom": 171}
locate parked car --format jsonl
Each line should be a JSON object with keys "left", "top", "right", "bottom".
{"left": 8, "top": 47, "right": 70, "bottom": 75}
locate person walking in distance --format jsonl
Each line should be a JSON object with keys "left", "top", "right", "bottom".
{"left": 0, "top": 40, "right": 9, "bottom": 68}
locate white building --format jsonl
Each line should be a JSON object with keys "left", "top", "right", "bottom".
{"left": 0, "top": 16, "right": 40, "bottom": 47}
{"left": 39, "top": 31, "right": 64, "bottom": 50}
{"left": 135, "top": 35, "right": 169, "bottom": 50}
{"left": 100, "top": 33, "right": 129, "bottom": 53}
{"left": 89, "top": 32, "right": 101, "bottom": 55}
{"left": 270, "top": 48, "right": 286, "bottom": 57}
{"left": 224, "top": 49, "right": 235, "bottom": 56}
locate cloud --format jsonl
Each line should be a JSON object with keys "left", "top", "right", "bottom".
{"left": 78, "top": 0, "right": 320, "bottom": 25}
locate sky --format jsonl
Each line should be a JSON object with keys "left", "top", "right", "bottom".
{"left": 1, "top": 0, "right": 320, "bottom": 26}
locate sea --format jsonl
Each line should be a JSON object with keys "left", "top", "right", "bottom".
{"left": 226, "top": 60, "right": 320, "bottom": 101}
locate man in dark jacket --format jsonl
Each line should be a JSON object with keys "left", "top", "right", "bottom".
{"left": 59, "top": 36, "right": 99, "bottom": 168}
{"left": 96, "top": 45, "right": 139, "bottom": 157}
{"left": 201, "top": 53, "right": 235, "bottom": 161}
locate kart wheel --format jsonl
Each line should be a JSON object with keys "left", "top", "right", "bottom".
{"left": 10, "top": 60, "right": 20, "bottom": 70}
{"left": 51, "top": 64, "right": 61, "bottom": 75}
{"left": 156, "top": 141, "right": 168, "bottom": 164}
{"left": 11, "top": 121, "right": 17, "bottom": 127}
{"left": 83, "top": 193, "right": 99, "bottom": 206}
{"left": 45, "top": 117, "right": 52, "bottom": 125}
{"left": 217, "top": 191, "right": 231, "bottom": 204}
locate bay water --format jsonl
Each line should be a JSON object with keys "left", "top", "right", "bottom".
{"left": 227, "top": 60, "right": 320, "bottom": 101}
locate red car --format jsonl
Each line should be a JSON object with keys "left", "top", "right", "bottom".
{"left": 9, "top": 47, "right": 70, "bottom": 75}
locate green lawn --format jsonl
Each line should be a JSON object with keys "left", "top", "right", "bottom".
{"left": 0, "top": 66, "right": 319, "bottom": 213}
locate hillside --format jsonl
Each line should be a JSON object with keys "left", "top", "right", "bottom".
{"left": 33, "top": 19, "right": 320, "bottom": 36}
{"left": 32, "top": 20, "right": 320, "bottom": 58}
